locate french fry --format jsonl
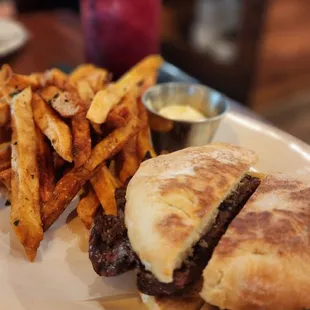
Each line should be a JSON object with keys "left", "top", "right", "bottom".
{"left": 39, "top": 85, "right": 61, "bottom": 103}
{"left": 69, "top": 64, "right": 96, "bottom": 84}
{"left": 108, "top": 160, "right": 117, "bottom": 179}
{"left": 1, "top": 73, "right": 39, "bottom": 97}
{"left": 118, "top": 136, "right": 140, "bottom": 184}
{"left": 85, "top": 69, "right": 109, "bottom": 93}
{"left": 32, "top": 93, "right": 73, "bottom": 162}
{"left": 86, "top": 55, "right": 163, "bottom": 124}
{"left": 53, "top": 152, "right": 66, "bottom": 171}
{"left": 41, "top": 116, "right": 140, "bottom": 231}
{"left": 136, "top": 99, "right": 156, "bottom": 159}
{"left": 35, "top": 127, "right": 55, "bottom": 203}
{"left": 91, "top": 164, "right": 118, "bottom": 215}
{"left": 0, "top": 64, "right": 12, "bottom": 84}
{"left": 40, "top": 68, "right": 69, "bottom": 89}
{"left": 40, "top": 85, "right": 88, "bottom": 118}
{"left": 0, "top": 168, "right": 11, "bottom": 191}
{"left": 106, "top": 97, "right": 133, "bottom": 128}
{"left": 0, "top": 142, "right": 11, "bottom": 172}
{"left": 0, "top": 100, "right": 10, "bottom": 126}
{"left": 90, "top": 121, "right": 104, "bottom": 135}
{"left": 76, "top": 80, "right": 95, "bottom": 103}
{"left": 117, "top": 92, "right": 140, "bottom": 183}
{"left": 77, "top": 184, "right": 100, "bottom": 229}
{"left": 50, "top": 90, "right": 88, "bottom": 118}
{"left": 72, "top": 113, "right": 91, "bottom": 168}
{"left": 84, "top": 116, "right": 141, "bottom": 171}
{"left": 10, "top": 87, "right": 43, "bottom": 261}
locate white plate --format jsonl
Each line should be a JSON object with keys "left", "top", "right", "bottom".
{"left": 0, "top": 18, "right": 29, "bottom": 58}
{"left": 0, "top": 111, "right": 309, "bottom": 309}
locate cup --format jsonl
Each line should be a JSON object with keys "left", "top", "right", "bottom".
{"left": 142, "top": 82, "right": 229, "bottom": 153}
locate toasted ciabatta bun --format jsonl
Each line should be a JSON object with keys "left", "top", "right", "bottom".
{"left": 201, "top": 173, "right": 310, "bottom": 310}
{"left": 125, "top": 143, "right": 257, "bottom": 283}
{"left": 140, "top": 280, "right": 204, "bottom": 310}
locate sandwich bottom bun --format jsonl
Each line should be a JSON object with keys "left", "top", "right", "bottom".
{"left": 140, "top": 280, "right": 204, "bottom": 310}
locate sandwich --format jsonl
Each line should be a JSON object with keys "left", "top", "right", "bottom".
{"left": 89, "top": 143, "right": 260, "bottom": 307}
{"left": 200, "top": 173, "right": 310, "bottom": 310}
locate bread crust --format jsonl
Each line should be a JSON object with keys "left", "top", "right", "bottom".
{"left": 201, "top": 174, "right": 310, "bottom": 310}
{"left": 125, "top": 143, "right": 257, "bottom": 283}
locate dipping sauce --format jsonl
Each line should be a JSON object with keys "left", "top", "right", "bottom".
{"left": 158, "top": 105, "right": 206, "bottom": 122}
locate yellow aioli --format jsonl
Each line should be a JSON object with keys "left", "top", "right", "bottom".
{"left": 158, "top": 105, "right": 206, "bottom": 121}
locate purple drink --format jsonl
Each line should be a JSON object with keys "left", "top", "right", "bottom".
{"left": 81, "top": 0, "right": 161, "bottom": 78}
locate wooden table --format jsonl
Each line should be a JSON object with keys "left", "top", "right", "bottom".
{"left": 7, "top": 10, "right": 84, "bottom": 74}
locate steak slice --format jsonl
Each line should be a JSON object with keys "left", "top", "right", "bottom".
{"left": 89, "top": 187, "right": 136, "bottom": 277}
{"left": 137, "top": 175, "right": 260, "bottom": 296}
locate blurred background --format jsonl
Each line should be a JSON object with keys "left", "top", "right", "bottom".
{"left": 1, "top": 0, "right": 310, "bottom": 143}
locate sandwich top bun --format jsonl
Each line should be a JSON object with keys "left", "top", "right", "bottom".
{"left": 125, "top": 143, "right": 257, "bottom": 283}
{"left": 201, "top": 174, "right": 310, "bottom": 310}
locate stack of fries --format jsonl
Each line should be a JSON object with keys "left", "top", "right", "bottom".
{"left": 0, "top": 55, "right": 163, "bottom": 261}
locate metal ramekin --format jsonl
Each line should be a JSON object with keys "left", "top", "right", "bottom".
{"left": 142, "top": 82, "right": 229, "bottom": 153}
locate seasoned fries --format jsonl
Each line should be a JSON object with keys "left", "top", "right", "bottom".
{"left": 0, "top": 142, "right": 11, "bottom": 172}
{"left": 41, "top": 116, "right": 141, "bottom": 230}
{"left": 0, "top": 168, "right": 11, "bottom": 192}
{"left": 32, "top": 93, "right": 73, "bottom": 162}
{"left": 35, "top": 127, "right": 55, "bottom": 202}
{"left": 72, "top": 113, "right": 91, "bottom": 168}
{"left": 136, "top": 99, "right": 157, "bottom": 159}
{"left": 0, "top": 55, "right": 161, "bottom": 260}
{"left": 87, "top": 55, "right": 163, "bottom": 124}
{"left": 0, "top": 101, "right": 10, "bottom": 126}
{"left": 10, "top": 88, "right": 43, "bottom": 261}
{"left": 91, "top": 164, "right": 119, "bottom": 216}
{"left": 77, "top": 184, "right": 100, "bottom": 229}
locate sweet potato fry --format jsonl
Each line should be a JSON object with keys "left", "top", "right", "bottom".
{"left": 86, "top": 55, "right": 163, "bottom": 124}
{"left": 0, "top": 142, "right": 11, "bottom": 172}
{"left": 0, "top": 168, "right": 11, "bottom": 191}
{"left": 41, "top": 117, "right": 140, "bottom": 231}
{"left": 77, "top": 184, "right": 100, "bottom": 229}
{"left": 35, "top": 127, "right": 55, "bottom": 203}
{"left": 91, "top": 164, "right": 118, "bottom": 215}
{"left": 10, "top": 87, "right": 43, "bottom": 261}
{"left": 72, "top": 113, "right": 91, "bottom": 168}
{"left": 32, "top": 93, "right": 73, "bottom": 162}
{"left": 0, "top": 100, "right": 10, "bottom": 126}
{"left": 136, "top": 99, "right": 156, "bottom": 159}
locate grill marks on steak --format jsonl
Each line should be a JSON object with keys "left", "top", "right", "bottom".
{"left": 89, "top": 187, "right": 136, "bottom": 277}
{"left": 89, "top": 174, "right": 260, "bottom": 295}
{"left": 137, "top": 175, "right": 261, "bottom": 296}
